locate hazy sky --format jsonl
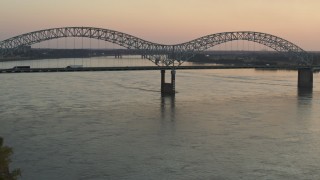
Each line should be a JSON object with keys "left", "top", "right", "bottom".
{"left": 0, "top": 0, "right": 319, "bottom": 50}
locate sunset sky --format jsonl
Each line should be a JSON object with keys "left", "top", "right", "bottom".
{"left": 0, "top": 0, "right": 319, "bottom": 50}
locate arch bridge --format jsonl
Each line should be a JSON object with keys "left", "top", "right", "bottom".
{"left": 0, "top": 27, "right": 315, "bottom": 94}
{"left": 0, "top": 27, "right": 313, "bottom": 66}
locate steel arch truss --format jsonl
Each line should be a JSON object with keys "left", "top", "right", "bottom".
{"left": 0, "top": 28, "right": 312, "bottom": 66}
{"left": 0, "top": 27, "right": 173, "bottom": 65}
{"left": 176, "top": 31, "right": 312, "bottom": 65}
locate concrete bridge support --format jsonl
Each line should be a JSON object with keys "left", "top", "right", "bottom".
{"left": 298, "top": 68, "right": 313, "bottom": 89}
{"left": 161, "top": 69, "right": 176, "bottom": 95}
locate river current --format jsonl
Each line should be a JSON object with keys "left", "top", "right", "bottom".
{"left": 1, "top": 57, "right": 320, "bottom": 179}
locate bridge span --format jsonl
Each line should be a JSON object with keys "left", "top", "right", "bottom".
{"left": 0, "top": 27, "right": 316, "bottom": 95}
{"left": 0, "top": 65, "right": 317, "bottom": 95}
{"left": 0, "top": 27, "right": 313, "bottom": 66}
{"left": 0, "top": 65, "right": 317, "bottom": 73}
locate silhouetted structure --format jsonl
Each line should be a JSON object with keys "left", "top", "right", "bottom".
{"left": 0, "top": 137, "right": 21, "bottom": 180}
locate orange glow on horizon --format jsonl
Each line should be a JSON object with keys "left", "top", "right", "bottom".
{"left": 0, "top": 0, "right": 319, "bottom": 50}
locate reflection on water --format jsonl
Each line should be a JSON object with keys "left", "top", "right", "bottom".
{"left": 297, "top": 87, "right": 313, "bottom": 98}
{"left": 161, "top": 95, "right": 175, "bottom": 121}
{"left": 1, "top": 67, "right": 320, "bottom": 179}
{"left": 296, "top": 88, "right": 313, "bottom": 120}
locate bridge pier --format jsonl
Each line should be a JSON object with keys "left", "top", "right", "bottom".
{"left": 298, "top": 68, "right": 313, "bottom": 89}
{"left": 161, "top": 69, "right": 176, "bottom": 95}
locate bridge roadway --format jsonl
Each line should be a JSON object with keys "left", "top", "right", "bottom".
{"left": 1, "top": 65, "right": 319, "bottom": 73}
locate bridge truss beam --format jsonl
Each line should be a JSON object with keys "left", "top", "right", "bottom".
{"left": 0, "top": 27, "right": 313, "bottom": 66}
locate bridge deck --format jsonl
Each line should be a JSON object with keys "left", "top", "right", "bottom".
{"left": 0, "top": 65, "right": 318, "bottom": 73}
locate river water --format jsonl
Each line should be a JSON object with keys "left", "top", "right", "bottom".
{"left": 1, "top": 57, "right": 320, "bottom": 179}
